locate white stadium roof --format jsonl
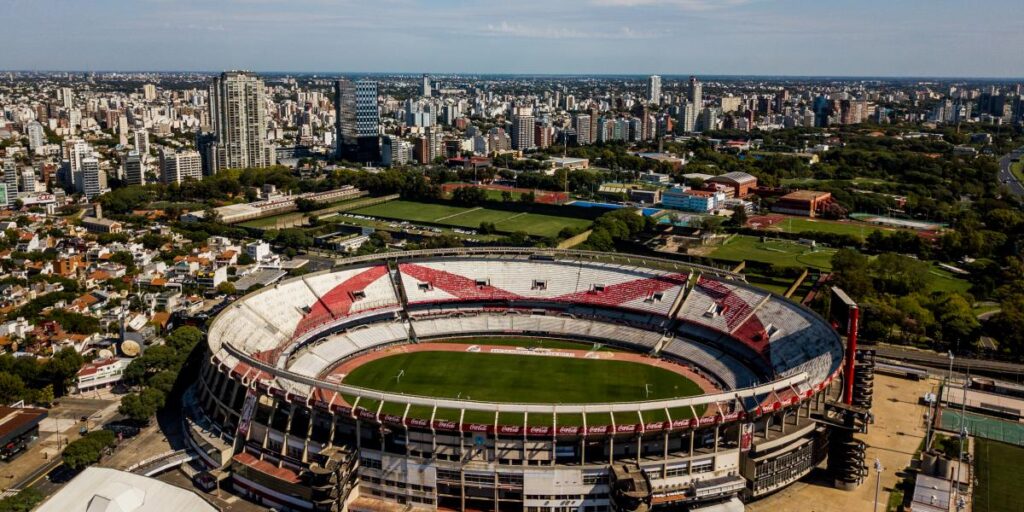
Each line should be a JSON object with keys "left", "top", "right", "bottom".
{"left": 36, "top": 467, "right": 217, "bottom": 512}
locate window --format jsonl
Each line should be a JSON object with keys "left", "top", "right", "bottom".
{"left": 475, "top": 278, "right": 489, "bottom": 287}
{"left": 351, "top": 290, "right": 366, "bottom": 300}
{"left": 593, "top": 284, "right": 606, "bottom": 293}
{"left": 532, "top": 280, "right": 547, "bottom": 290}
{"left": 418, "top": 283, "right": 432, "bottom": 291}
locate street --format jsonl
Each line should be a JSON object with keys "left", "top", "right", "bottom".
{"left": 998, "top": 148, "right": 1024, "bottom": 197}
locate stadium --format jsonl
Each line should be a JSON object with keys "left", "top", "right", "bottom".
{"left": 186, "top": 248, "right": 847, "bottom": 512}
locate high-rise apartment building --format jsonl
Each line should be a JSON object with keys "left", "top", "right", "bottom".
{"left": 60, "top": 87, "right": 73, "bottom": 110}
{"left": 679, "top": 101, "right": 699, "bottom": 133}
{"left": 573, "top": 114, "right": 592, "bottom": 145}
{"left": 27, "top": 121, "right": 45, "bottom": 152}
{"left": 142, "top": 83, "right": 157, "bottom": 101}
{"left": 208, "top": 71, "right": 270, "bottom": 170}
{"left": 334, "top": 79, "right": 381, "bottom": 162}
{"left": 511, "top": 107, "right": 536, "bottom": 151}
{"left": 688, "top": 76, "right": 703, "bottom": 107}
{"left": 421, "top": 74, "right": 432, "bottom": 98}
{"left": 124, "top": 151, "right": 144, "bottom": 186}
{"left": 134, "top": 129, "right": 150, "bottom": 158}
{"left": 648, "top": 75, "right": 662, "bottom": 104}
{"left": 160, "top": 149, "right": 203, "bottom": 184}
{"left": 79, "top": 158, "right": 105, "bottom": 199}
{"left": 2, "top": 160, "right": 18, "bottom": 207}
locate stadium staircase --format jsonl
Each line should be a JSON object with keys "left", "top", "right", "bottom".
{"left": 390, "top": 262, "right": 419, "bottom": 343}
{"left": 651, "top": 332, "right": 674, "bottom": 355}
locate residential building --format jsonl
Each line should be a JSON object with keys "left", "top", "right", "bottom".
{"left": 208, "top": 71, "right": 270, "bottom": 170}
{"left": 511, "top": 107, "right": 535, "bottom": 150}
{"left": 648, "top": 75, "right": 662, "bottom": 104}
{"left": 124, "top": 151, "right": 144, "bottom": 186}
{"left": 26, "top": 121, "right": 45, "bottom": 152}
{"left": 160, "top": 149, "right": 202, "bottom": 184}
{"left": 78, "top": 158, "right": 105, "bottom": 199}
{"left": 573, "top": 114, "right": 592, "bottom": 145}
{"left": 421, "top": 74, "right": 432, "bottom": 98}
{"left": 76, "top": 358, "right": 130, "bottom": 393}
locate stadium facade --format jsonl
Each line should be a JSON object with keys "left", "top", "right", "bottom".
{"left": 187, "top": 248, "right": 846, "bottom": 511}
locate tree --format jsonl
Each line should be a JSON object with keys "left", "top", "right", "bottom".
{"left": 295, "top": 198, "right": 319, "bottom": 212}
{"left": 452, "top": 186, "right": 487, "bottom": 206}
{"left": 62, "top": 430, "right": 116, "bottom": 470}
{"left": 728, "top": 207, "right": 748, "bottom": 228}
{"left": 216, "top": 282, "right": 237, "bottom": 295}
{"left": 44, "top": 348, "right": 85, "bottom": 396}
{"left": 0, "top": 488, "right": 44, "bottom": 512}
{"left": 166, "top": 325, "right": 204, "bottom": 353}
{"left": 831, "top": 249, "right": 872, "bottom": 299}
{"left": 118, "top": 391, "right": 160, "bottom": 423}
{"left": 478, "top": 221, "right": 497, "bottom": 235}
{"left": 0, "top": 373, "right": 26, "bottom": 404}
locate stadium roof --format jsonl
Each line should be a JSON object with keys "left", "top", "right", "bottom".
{"left": 36, "top": 467, "right": 217, "bottom": 512}
{"left": 708, "top": 171, "right": 757, "bottom": 185}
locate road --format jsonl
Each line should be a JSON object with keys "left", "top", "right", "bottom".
{"left": 998, "top": 147, "right": 1024, "bottom": 197}
{"left": 868, "top": 344, "right": 1024, "bottom": 379}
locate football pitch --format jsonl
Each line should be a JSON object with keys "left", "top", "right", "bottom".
{"left": 975, "top": 437, "right": 1024, "bottom": 512}
{"left": 343, "top": 350, "right": 701, "bottom": 405}
{"left": 351, "top": 200, "right": 593, "bottom": 238}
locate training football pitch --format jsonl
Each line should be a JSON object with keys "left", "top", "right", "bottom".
{"left": 351, "top": 200, "right": 593, "bottom": 238}
{"left": 975, "top": 438, "right": 1024, "bottom": 512}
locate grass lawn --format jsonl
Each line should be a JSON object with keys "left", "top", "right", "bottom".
{"left": 1011, "top": 160, "right": 1024, "bottom": 183}
{"left": 975, "top": 438, "right": 1024, "bottom": 512}
{"left": 352, "top": 200, "right": 592, "bottom": 237}
{"left": 711, "top": 235, "right": 838, "bottom": 270}
{"left": 764, "top": 216, "right": 891, "bottom": 238}
{"left": 343, "top": 350, "right": 702, "bottom": 405}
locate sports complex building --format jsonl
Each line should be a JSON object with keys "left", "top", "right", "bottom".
{"left": 186, "top": 248, "right": 849, "bottom": 511}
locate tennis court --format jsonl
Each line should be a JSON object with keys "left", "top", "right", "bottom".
{"left": 938, "top": 409, "right": 1024, "bottom": 447}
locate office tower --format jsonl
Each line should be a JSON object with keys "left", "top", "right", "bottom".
{"left": 511, "top": 107, "right": 535, "bottom": 150}
{"left": 208, "top": 71, "right": 270, "bottom": 170}
{"left": 134, "top": 129, "right": 150, "bottom": 157}
{"left": 27, "top": 121, "right": 45, "bottom": 152}
{"left": 421, "top": 74, "right": 432, "bottom": 98}
{"left": 688, "top": 76, "right": 702, "bottom": 107}
{"left": 124, "top": 151, "right": 144, "bottom": 186}
{"left": 142, "top": 83, "right": 157, "bottom": 101}
{"left": 573, "top": 114, "right": 592, "bottom": 145}
{"left": 79, "top": 158, "right": 105, "bottom": 199}
{"left": 334, "top": 79, "right": 381, "bottom": 162}
{"left": 648, "top": 75, "right": 662, "bottom": 104}
{"left": 160, "top": 149, "right": 203, "bottom": 184}
{"left": 60, "top": 87, "right": 73, "bottom": 109}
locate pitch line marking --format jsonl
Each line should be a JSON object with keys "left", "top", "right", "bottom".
{"left": 434, "top": 207, "right": 482, "bottom": 222}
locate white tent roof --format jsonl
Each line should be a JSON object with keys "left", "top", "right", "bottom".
{"left": 37, "top": 467, "right": 217, "bottom": 512}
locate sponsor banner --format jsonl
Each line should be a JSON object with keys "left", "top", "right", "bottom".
{"left": 723, "top": 412, "right": 743, "bottom": 422}
{"left": 670, "top": 419, "right": 691, "bottom": 430}
{"left": 497, "top": 425, "right": 522, "bottom": 435}
{"left": 236, "top": 388, "right": 258, "bottom": 438}
{"left": 406, "top": 417, "right": 429, "bottom": 429}
{"left": 740, "top": 423, "right": 754, "bottom": 452}
{"left": 698, "top": 416, "right": 717, "bottom": 427}
{"left": 466, "top": 423, "right": 490, "bottom": 433}
{"left": 433, "top": 419, "right": 459, "bottom": 431}
{"left": 645, "top": 421, "right": 669, "bottom": 432}
{"left": 357, "top": 409, "right": 377, "bottom": 421}
{"left": 614, "top": 424, "right": 638, "bottom": 434}
{"left": 382, "top": 414, "right": 404, "bottom": 426}
{"left": 556, "top": 425, "right": 581, "bottom": 436}
{"left": 526, "top": 426, "right": 551, "bottom": 437}
{"left": 586, "top": 425, "right": 609, "bottom": 435}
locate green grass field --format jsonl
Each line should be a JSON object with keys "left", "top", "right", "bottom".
{"left": 758, "top": 216, "right": 894, "bottom": 238}
{"left": 343, "top": 349, "right": 701, "bottom": 405}
{"left": 711, "top": 235, "right": 838, "bottom": 270}
{"left": 1011, "top": 160, "right": 1024, "bottom": 183}
{"left": 351, "top": 200, "right": 592, "bottom": 238}
{"left": 975, "top": 438, "right": 1024, "bottom": 512}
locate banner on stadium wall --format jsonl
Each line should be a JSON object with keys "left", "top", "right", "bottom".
{"left": 237, "top": 388, "right": 258, "bottom": 438}
{"left": 740, "top": 423, "right": 754, "bottom": 452}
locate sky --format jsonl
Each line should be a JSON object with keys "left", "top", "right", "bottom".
{"left": 2, "top": 0, "right": 1022, "bottom": 77}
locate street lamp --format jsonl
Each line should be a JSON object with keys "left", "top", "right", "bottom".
{"left": 873, "top": 458, "right": 884, "bottom": 512}
{"left": 947, "top": 350, "right": 954, "bottom": 385}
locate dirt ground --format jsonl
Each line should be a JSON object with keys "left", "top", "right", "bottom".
{"left": 746, "top": 374, "right": 937, "bottom": 512}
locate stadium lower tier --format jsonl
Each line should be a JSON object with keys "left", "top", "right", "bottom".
{"left": 189, "top": 345, "right": 838, "bottom": 512}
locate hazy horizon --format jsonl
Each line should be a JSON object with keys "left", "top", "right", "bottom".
{"left": 2, "top": 0, "right": 1022, "bottom": 78}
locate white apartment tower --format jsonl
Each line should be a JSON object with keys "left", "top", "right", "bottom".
{"left": 124, "top": 151, "right": 145, "bottom": 186}
{"left": 160, "top": 149, "right": 203, "bottom": 184}
{"left": 209, "top": 71, "right": 270, "bottom": 170}
{"left": 511, "top": 107, "right": 536, "bottom": 151}
{"left": 648, "top": 75, "right": 662, "bottom": 104}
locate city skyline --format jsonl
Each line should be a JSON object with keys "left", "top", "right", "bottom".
{"left": 2, "top": 0, "right": 1022, "bottom": 78}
